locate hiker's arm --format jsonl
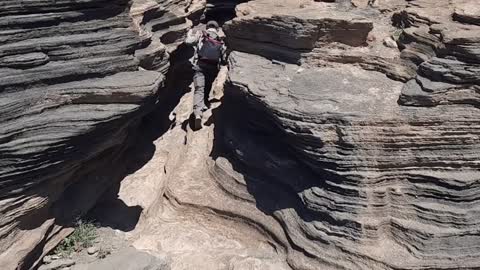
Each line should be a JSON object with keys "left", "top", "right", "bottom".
{"left": 218, "top": 29, "right": 226, "bottom": 40}
{"left": 220, "top": 44, "right": 228, "bottom": 65}
{"left": 185, "top": 29, "right": 201, "bottom": 45}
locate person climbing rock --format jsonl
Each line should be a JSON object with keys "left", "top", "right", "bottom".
{"left": 185, "top": 20, "right": 227, "bottom": 130}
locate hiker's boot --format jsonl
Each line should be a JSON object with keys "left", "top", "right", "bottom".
{"left": 194, "top": 114, "right": 202, "bottom": 130}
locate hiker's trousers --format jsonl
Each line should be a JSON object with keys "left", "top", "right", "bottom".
{"left": 193, "top": 61, "right": 219, "bottom": 117}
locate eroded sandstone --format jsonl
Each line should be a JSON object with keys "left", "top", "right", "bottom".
{"left": 0, "top": 0, "right": 200, "bottom": 268}
{"left": 1, "top": 0, "right": 480, "bottom": 270}
{"left": 217, "top": 0, "right": 480, "bottom": 269}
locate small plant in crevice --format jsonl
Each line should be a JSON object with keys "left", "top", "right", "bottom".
{"left": 54, "top": 220, "right": 97, "bottom": 258}
{"left": 392, "top": 28, "right": 404, "bottom": 41}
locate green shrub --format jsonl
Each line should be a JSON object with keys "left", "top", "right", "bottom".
{"left": 54, "top": 220, "right": 97, "bottom": 257}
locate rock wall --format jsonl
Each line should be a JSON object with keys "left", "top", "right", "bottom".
{"left": 215, "top": 0, "right": 480, "bottom": 269}
{"left": 2, "top": 0, "right": 480, "bottom": 269}
{"left": 0, "top": 0, "right": 201, "bottom": 269}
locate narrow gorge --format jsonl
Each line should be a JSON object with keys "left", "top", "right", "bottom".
{"left": 1, "top": 0, "right": 479, "bottom": 269}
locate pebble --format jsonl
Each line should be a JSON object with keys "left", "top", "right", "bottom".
{"left": 42, "top": 256, "right": 52, "bottom": 264}
{"left": 87, "top": 246, "right": 99, "bottom": 255}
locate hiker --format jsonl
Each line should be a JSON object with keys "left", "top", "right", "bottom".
{"left": 185, "top": 20, "right": 227, "bottom": 130}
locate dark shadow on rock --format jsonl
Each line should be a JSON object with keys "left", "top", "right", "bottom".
{"left": 87, "top": 186, "right": 143, "bottom": 232}
{"left": 82, "top": 41, "right": 196, "bottom": 232}
{"left": 209, "top": 81, "right": 352, "bottom": 228}
{"left": 203, "top": 0, "right": 250, "bottom": 24}
{"left": 203, "top": 114, "right": 215, "bottom": 127}
{"left": 19, "top": 37, "right": 196, "bottom": 270}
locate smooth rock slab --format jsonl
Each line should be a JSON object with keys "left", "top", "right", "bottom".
{"left": 0, "top": 52, "right": 49, "bottom": 68}
{"left": 38, "top": 259, "right": 75, "bottom": 270}
{"left": 72, "top": 248, "right": 170, "bottom": 270}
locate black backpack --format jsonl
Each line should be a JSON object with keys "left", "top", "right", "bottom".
{"left": 198, "top": 31, "right": 223, "bottom": 61}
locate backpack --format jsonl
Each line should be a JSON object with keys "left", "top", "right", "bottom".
{"left": 198, "top": 30, "right": 223, "bottom": 62}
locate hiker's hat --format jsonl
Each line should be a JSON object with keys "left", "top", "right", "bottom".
{"left": 206, "top": 20, "right": 219, "bottom": 29}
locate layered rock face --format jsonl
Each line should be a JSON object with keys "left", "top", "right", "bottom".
{"left": 395, "top": 1, "right": 480, "bottom": 108}
{"left": 2, "top": 0, "right": 480, "bottom": 269}
{"left": 0, "top": 0, "right": 199, "bottom": 269}
{"left": 214, "top": 0, "right": 480, "bottom": 269}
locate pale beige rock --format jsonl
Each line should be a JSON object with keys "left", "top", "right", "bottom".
{"left": 383, "top": 37, "right": 398, "bottom": 48}
{"left": 38, "top": 259, "right": 75, "bottom": 270}
{"left": 43, "top": 256, "right": 53, "bottom": 264}
{"left": 87, "top": 247, "right": 99, "bottom": 255}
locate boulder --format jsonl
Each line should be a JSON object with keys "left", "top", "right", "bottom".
{"left": 454, "top": 2, "right": 480, "bottom": 25}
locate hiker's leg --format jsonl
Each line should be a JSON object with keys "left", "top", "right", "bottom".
{"left": 193, "top": 67, "right": 206, "bottom": 117}
{"left": 204, "top": 65, "right": 219, "bottom": 106}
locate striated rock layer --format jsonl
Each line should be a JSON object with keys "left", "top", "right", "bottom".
{"left": 0, "top": 0, "right": 201, "bottom": 269}
{"left": 2, "top": 0, "right": 480, "bottom": 269}
{"left": 213, "top": 0, "right": 480, "bottom": 269}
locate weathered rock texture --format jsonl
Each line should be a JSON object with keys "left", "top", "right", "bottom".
{"left": 71, "top": 248, "right": 170, "bottom": 270}
{"left": 0, "top": 0, "right": 201, "bottom": 269}
{"left": 101, "top": 1, "right": 480, "bottom": 269}
{"left": 216, "top": 0, "right": 480, "bottom": 269}
{"left": 2, "top": 0, "right": 480, "bottom": 270}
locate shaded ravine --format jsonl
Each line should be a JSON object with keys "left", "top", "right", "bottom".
{"left": 83, "top": 64, "right": 293, "bottom": 269}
